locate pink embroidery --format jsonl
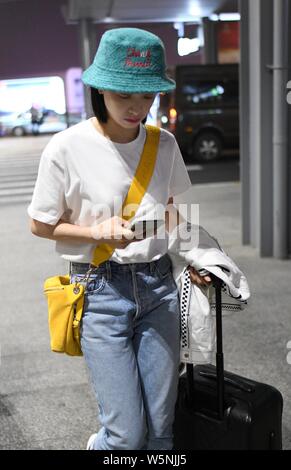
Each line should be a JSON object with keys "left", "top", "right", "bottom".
{"left": 125, "top": 58, "right": 151, "bottom": 68}
{"left": 125, "top": 48, "right": 151, "bottom": 68}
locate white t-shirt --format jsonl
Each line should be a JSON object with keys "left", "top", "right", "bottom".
{"left": 27, "top": 119, "right": 192, "bottom": 263}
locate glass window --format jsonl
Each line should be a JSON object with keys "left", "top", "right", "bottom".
{"left": 180, "top": 77, "right": 238, "bottom": 106}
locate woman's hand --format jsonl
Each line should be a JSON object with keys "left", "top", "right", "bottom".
{"left": 90, "top": 216, "right": 138, "bottom": 249}
{"left": 188, "top": 266, "right": 212, "bottom": 287}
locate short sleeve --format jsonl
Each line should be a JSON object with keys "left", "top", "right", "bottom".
{"left": 27, "top": 137, "right": 66, "bottom": 225}
{"left": 168, "top": 139, "right": 192, "bottom": 198}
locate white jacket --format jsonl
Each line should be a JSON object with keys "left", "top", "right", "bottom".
{"left": 168, "top": 223, "right": 251, "bottom": 365}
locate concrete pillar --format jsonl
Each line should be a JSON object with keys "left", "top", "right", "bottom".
{"left": 202, "top": 18, "right": 218, "bottom": 64}
{"left": 288, "top": 1, "right": 291, "bottom": 256}
{"left": 248, "top": 0, "right": 273, "bottom": 256}
{"left": 77, "top": 18, "right": 96, "bottom": 118}
{"left": 239, "top": 0, "right": 251, "bottom": 246}
{"left": 273, "top": 0, "right": 289, "bottom": 258}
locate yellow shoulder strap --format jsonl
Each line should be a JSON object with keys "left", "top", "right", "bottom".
{"left": 90, "top": 124, "right": 161, "bottom": 267}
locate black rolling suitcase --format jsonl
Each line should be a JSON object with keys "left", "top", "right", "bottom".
{"left": 173, "top": 275, "right": 283, "bottom": 450}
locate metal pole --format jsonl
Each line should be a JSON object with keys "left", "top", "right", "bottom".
{"left": 273, "top": 0, "right": 288, "bottom": 258}
{"left": 78, "top": 17, "right": 95, "bottom": 118}
{"left": 202, "top": 17, "right": 218, "bottom": 64}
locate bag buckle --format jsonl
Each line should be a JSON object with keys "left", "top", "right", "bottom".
{"left": 73, "top": 265, "right": 98, "bottom": 294}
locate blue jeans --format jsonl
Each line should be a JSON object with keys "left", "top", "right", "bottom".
{"left": 70, "top": 254, "right": 180, "bottom": 450}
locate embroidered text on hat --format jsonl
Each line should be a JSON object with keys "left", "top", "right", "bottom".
{"left": 125, "top": 48, "right": 152, "bottom": 68}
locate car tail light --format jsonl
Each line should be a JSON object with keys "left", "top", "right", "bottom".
{"left": 168, "top": 108, "right": 177, "bottom": 132}
{"left": 169, "top": 108, "right": 177, "bottom": 122}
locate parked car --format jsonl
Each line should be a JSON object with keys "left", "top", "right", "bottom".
{"left": 0, "top": 109, "right": 82, "bottom": 137}
{"left": 0, "top": 111, "right": 32, "bottom": 137}
{"left": 160, "top": 64, "right": 239, "bottom": 162}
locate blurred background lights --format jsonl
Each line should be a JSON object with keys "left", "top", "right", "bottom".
{"left": 0, "top": 76, "right": 66, "bottom": 114}
{"left": 189, "top": 4, "right": 202, "bottom": 17}
{"left": 178, "top": 37, "right": 200, "bottom": 56}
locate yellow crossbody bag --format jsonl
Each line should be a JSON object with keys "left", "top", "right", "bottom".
{"left": 43, "top": 125, "right": 160, "bottom": 356}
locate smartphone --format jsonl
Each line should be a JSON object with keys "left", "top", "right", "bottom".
{"left": 130, "top": 219, "right": 164, "bottom": 239}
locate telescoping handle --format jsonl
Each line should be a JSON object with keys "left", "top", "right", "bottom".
{"left": 186, "top": 273, "right": 225, "bottom": 420}
{"left": 212, "top": 274, "right": 225, "bottom": 420}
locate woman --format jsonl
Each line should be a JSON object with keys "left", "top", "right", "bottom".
{"left": 28, "top": 27, "right": 211, "bottom": 450}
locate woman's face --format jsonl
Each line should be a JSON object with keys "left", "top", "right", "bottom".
{"left": 100, "top": 91, "right": 156, "bottom": 129}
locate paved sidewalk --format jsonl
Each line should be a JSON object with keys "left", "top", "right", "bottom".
{"left": 0, "top": 182, "right": 290, "bottom": 449}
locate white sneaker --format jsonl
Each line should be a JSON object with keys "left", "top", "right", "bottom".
{"left": 86, "top": 433, "right": 97, "bottom": 450}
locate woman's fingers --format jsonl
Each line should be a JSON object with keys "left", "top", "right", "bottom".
{"left": 189, "top": 267, "right": 212, "bottom": 286}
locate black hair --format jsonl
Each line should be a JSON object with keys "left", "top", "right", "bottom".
{"left": 90, "top": 87, "right": 147, "bottom": 124}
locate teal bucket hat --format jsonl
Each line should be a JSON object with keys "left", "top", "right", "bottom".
{"left": 82, "top": 27, "right": 176, "bottom": 94}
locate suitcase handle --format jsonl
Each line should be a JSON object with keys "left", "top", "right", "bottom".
{"left": 198, "top": 371, "right": 255, "bottom": 394}
{"left": 212, "top": 274, "right": 224, "bottom": 419}
{"left": 186, "top": 273, "right": 225, "bottom": 419}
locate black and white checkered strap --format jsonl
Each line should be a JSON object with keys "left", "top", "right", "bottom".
{"left": 180, "top": 268, "right": 192, "bottom": 349}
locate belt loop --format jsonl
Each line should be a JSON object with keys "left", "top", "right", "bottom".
{"left": 69, "top": 262, "right": 72, "bottom": 276}
{"left": 106, "top": 261, "right": 111, "bottom": 281}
